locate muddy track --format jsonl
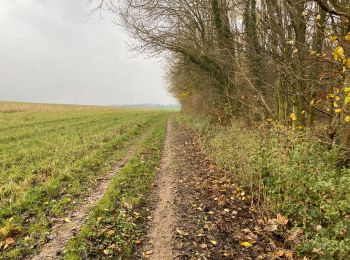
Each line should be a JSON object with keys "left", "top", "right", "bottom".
{"left": 142, "top": 119, "right": 178, "bottom": 260}
{"left": 30, "top": 147, "right": 136, "bottom": 260}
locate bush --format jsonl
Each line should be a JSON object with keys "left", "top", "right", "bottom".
{"left": 176, "top": 114, "right": 350, "bottom": 259}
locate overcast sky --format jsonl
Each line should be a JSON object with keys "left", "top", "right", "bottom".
{"left": 0, "top": 0, "right": 176, "bottom": 105}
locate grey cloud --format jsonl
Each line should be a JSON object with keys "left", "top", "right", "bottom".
{"left": 0, "top": 0, "right": 175, "bottom": 105}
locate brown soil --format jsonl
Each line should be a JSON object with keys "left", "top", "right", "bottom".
{"left": 30, "top": 147, "right": 136, "bottom": 260}
{"left": 141, "top": 119, "right": 178, "bottom": 260}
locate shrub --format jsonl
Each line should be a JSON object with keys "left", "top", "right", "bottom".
{"left": 176, "top": 114, "right": 350, "bottom": 259}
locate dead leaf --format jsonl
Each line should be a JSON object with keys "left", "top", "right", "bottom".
{"left": 264, "top": 219, "right": 278, "bottom": 232}
{"left": 274, "top": 249, "right": 293, "bottom": 259}
{"left": 240, "top": 241, "right": 252, "bottom": 247}
{"left": 4, "top": 237, "right": 15, "bottom": 249}
{"left": 210, "top": 240, "right": 217, "bottom": 245}
{"left": 96, "top": 217, "right": 102, "bottom": 222}
{"left": 287, "top": 228, "right": 303, "bottom": 244}
{"left": 276, "top": 214, "right": 288, "bottom": 225}
{"left": 143, "top": 250, "right": 153, "bottom": 256}
{"left": 106, "top": 230, "right": 115, "bottom": 236}
{"left": 64, "top": 218, "right": 71, "bottom": 223}
{"left": 200, "top": 243, "right": 208, "bottom": 249}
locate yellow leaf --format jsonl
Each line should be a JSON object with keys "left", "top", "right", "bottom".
{"left": 210, "top": 240, "right": 218, "bottom": 245}
{"left": 345, "top": 96, "right": 350, "bottom": 105}
{"left": 335, "top": 109, "right": 342, "bottom": 113}
{"left": 287, "top": 40, "right": 295, "bottom": 45}
{"left": 343, "top": 66, "right": 347, "bottom": 73}
{"left": 329, "top": 35, "right": 338, "bottom": 42}
{"left": 240, "top": 241, "right": 252, "bottom": 247}
{"left": 289, "top": 113, "right": 297, "bottom": 121}
{"left": 310, "top": 50, "right": 317, "bottom": 56}
{"left": 315, "top": 14, "right": 321, "bottom": 21}
{"left": 344, "top": 87, "right": 350, "bottom": 93}
{"left": 333, "top": 46, "right": 345, "bottom": 61}
{"left": 335, "top": 96, "right": 341, "bottom": 101}
{"left": 344, "top": 33, "right": 350, "bottom": 41}
{"left": 345, "top": 116, "right": 350, "bottom": 122}
{"left": 64, "top": 218, "right": 71, "bottom": 223}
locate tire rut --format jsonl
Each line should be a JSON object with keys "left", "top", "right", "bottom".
{"left": 30, "top": 146, "right": 136, "bottom": 260}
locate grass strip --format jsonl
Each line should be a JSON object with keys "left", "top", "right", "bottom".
{"left": 63, "top": 115, "right": 168, "bottom": 259}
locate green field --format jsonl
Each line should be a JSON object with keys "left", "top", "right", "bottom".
{"left": 0, "top": 102, "right": 171, "bottom": 258}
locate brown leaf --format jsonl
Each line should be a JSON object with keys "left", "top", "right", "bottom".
{"left": 200, "top": 243, "right": 208, "bottom": 249}
{"left": 287, "top": 228, "right": 303, "bottom": 244}
{"left": 143, "top": 250, "right": 153, "bottom": 256}
{"left": 5, "top": 237, "right": 15, "bottom": 245}
{"left": 106, "top": 229, "right": 115, "bottom": 236}
{"left": 276, "top": 214, "right": 288, "bottom": 225}
{"left": 264, "top": 219, "right": 278, "bottom": 232}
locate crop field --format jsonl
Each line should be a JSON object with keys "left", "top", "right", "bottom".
{"left": 0, "top": 102, "right": 170, "bottom": 259}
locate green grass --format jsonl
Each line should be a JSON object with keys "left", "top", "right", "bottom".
{"left": 64, "top": 114, "right": 168, "bottom": 259}
{"left": 174, "top": 114, "right": 350, "bottom": 259}
{"left": 0, "top": 103, "right": 170, "bottom": 259}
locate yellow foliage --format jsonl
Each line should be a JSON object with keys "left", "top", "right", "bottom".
{"left": 333, "top": 46, "right": 345, "bottom": 61}
{"left": 345, "top": 96, "right": 350, "bottom": 105}
{"left": 289, "top": 113, "right": 297, "bottom": 121}
{"left": 344, "top": 33, "right": 350, "bottom": 41}
{"left": 240, "top": 241, "right": 252, "bottom": 247}
{"left": 335, "top": 109, "right": 342, "bottom": 113}
{"left": 329, "top": 35, "right": 338, "bottom": 42}
{"left": 345, "top": 116, "right": 350, "bottom": 122}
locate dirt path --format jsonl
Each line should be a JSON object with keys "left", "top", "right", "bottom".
{"left": 142, "top": 119, "right": 177, "bottom": 260}
{"left": 30, "top": 147, "right": 136, "bottom": 260}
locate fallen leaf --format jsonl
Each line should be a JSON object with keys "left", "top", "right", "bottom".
{"left": 176, "top": 229, "right": 185, "bottom": 236}
{"left": 143, "top": 250, "right": 153, "bottom": 256}
{"left": 240, "top": 241, "right": 252, "bottom": 247}
{"left": 287, "top": 228, "right": 303, "bottom": 244}
{"left": 200, "top": 243, "right": 208, "bottom": 249}
{"left": 4, "top": 237, "right": 15, "bottom": 249}
{"left": 276, "top": 214, "right": 288, "bottom": 225}
{"left": 64, "top": 218, "right": 71, "bottom": 223}
{"left": 264, "top": 219, "right": 278, "bottom": 232}
{"left": 107, "top": 230, "right": 115, "bottom": 236}
{"left": 210, "top": 240, "right": 217, "bottom": 245}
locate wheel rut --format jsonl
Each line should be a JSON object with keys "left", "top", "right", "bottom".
{"left": 30, "top": 147, "right": 136, "bottom": 260}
